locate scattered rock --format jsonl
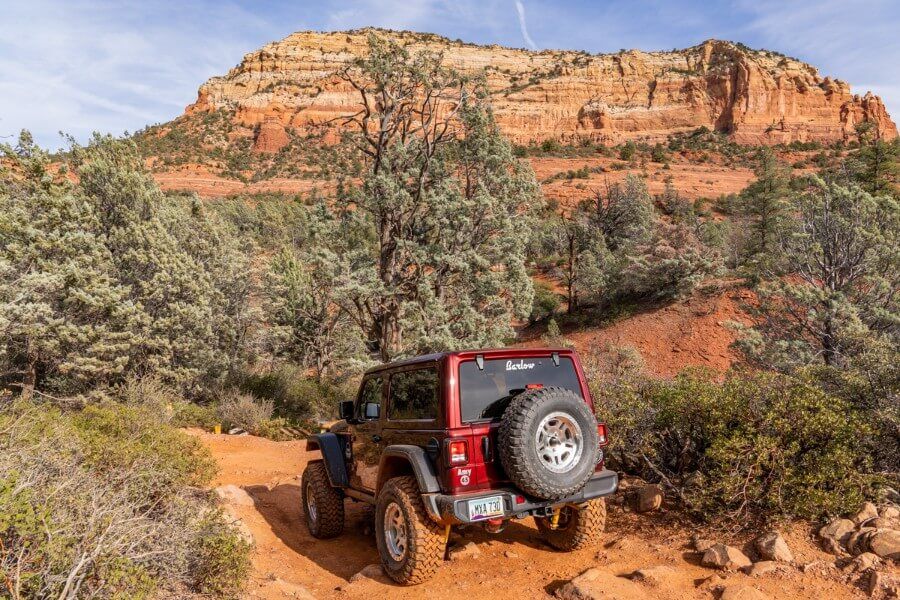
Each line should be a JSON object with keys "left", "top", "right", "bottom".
{"left": 847, "top": 528, "right": 879, "bottom": 556}
{"left": 744, "top": 561, "right": 780, "bottom": 577}
{"left": 272, "top": 578, "right": 316, "bottom": 599}
{"left": 845, "top": 552, "right": 882, "bottom": 573}
{"left": 864, "top": 517, "right": 898, "bottom": 530}
{"left": 701, "top": 544, "right": 752, "bottom": 571}
{"left": 450, "top": 542, "right": 482, "bottom": 560}
{"left": 819, "top": 518, "right": 856, "bottom": 545}
{"left": 504, "top": 550, "right": 519, "bottom": 558}
{"left": 214, "top": 484, "right": 255, "bottom": 506}
{"left": 867, "top": 570, "right": 900, "bottom": 598}
{"left": 881, "top": 505, "right": 900, "bottom": 520}
{"left": 630, "top": 565, "right": 674, "bottom": 586}
{"left": 691, "top": 534, "right": 717, "bottom": 553}
{"left": 754, "top": 531, "right": 793, "bottom": 562}
{"left": 868, "top": 530, "right": 900, "bottom": 560}
{"left": 855, "top": 502, "right": 880, "bottom": 525}
{"left": 821, "top": 537, "right": 846, "bottom": 556}
{"left": 627, "top": 484, "right": 663, "bottom": 513}
{"left": 554, "top": 568, "right": 646, "bottom": 600}
{"left": 878, "top": 488, "right": 900, "bottom": 505}
{"left": 227, "top": 427, "right": 249, "bottom": 435}
{"left": 719, "top": 585, "right": 770, "bottom": 600}
{"left": 349, "top": 563, "right": 387, "bottom": 584}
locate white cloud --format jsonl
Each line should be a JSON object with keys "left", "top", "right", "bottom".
{"left": 514, "top": 1, "right": 538, "bottom": 50}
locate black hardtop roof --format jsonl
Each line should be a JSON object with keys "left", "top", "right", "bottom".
{"left": 362, "top": 347, "right": 576, "bottom": 375}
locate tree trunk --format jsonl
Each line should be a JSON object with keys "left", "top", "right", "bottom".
{"left": 20, "top": 361, "right": 36, "bottom": 401}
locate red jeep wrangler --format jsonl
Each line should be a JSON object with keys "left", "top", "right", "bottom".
{"left": 302, "top": 348, "right": 617, "bottom": 584}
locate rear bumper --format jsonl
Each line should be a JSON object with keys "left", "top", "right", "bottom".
{"left": 421, "top": 469, "right": 618, "bottom": 525}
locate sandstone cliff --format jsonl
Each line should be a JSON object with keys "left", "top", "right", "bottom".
{"left": 185, "top": 28, "right": 896, "bottom": 147}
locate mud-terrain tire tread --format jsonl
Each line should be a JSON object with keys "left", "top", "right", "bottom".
{"left": 498, "top": 386, "right": 599, "bottom": 500}
{"left": 375, "top": 476, "right": 445, "bottom": 585}
{"left": 535, "top": 498, "right": 607, "bottom": 551}
{"left": 301, "top": 460, "right": 344, "bottom": 539}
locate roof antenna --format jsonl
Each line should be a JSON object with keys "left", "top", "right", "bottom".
{"left": 551, "top": 352, "right": 560, "bottom": 367}
{"left": 476, "top": 354, "right": 484, "bottom": 370}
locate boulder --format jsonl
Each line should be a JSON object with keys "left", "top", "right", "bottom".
{"left": 629, "top": 565, "right": 675, "bottom": 586}
{"left": 821, "top": 537, "right": 846, "bottom": 556}
{"left": 449, "top": 541, "right": 482, "bottom": 560}
{"left": 854, "top": 502, "right": 880, "bottom": 525}
{"left": 868, "top": 530, "right": 900, "bottom": 560}
{"left": 719, "top": 585, "right": 770, "bottom": 600}
{"left": 881, "top": 505, "right": 900, "bottom": 520}
{"left": 754, "top": 531, "right": 793, "bottom": 562}
{"left": 819, "top": 518, "right": 856, "bottom": 545}
{"left": 847, "top": 528, "right": 879, "bottom": 556}
{"left": 867, "top": 571, "right": 900, "bottom": 598}
{"left": 701, "top": 544, "right": 753, "bottom": 571}
{"left": 554, "top": 568, "right": 646, "bottom": 600}
{"left": 272, "top": 578, "right": 316, "bottom": 599}
{"left": 214, "top": 484, "right": 255, "bottom": 507}
{"left": 627, "top": 484, "right": 663, "bottom": 513}
{"left": 845, "top": 552, "right": 882, "bottom": 573}
{"left": 691, "top": 534, "right": 717, "bottom": 553}
{"left": 349, "top": 563, "right": 389, "bottom": 584}
{"left": 743, "top": 561, "right": 780, "bottom": 577}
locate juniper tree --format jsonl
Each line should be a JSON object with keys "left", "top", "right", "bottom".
{"left": 0, "top": 133, "right": 137, "bottom": 397}
{"left": 330, "top": 34, "right": 540, "bottom": 360}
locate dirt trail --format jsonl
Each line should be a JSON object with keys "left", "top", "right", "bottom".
{"left": 194, "top": 431, "right": 873, "bottom": 600}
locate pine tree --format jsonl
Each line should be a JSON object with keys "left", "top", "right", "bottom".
{"left": 735, "top": 147, "right": 792, "bottom": 273}
{"left": 742, "top": 177, "right": 899, "bottom": 369}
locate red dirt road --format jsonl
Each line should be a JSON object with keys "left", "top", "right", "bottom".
{"left": 194, "top": 431, "right": 874, "bottom": 600}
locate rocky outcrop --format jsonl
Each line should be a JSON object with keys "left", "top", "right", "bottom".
{"left": 185, "top": 29, "right": 896, "bottom": 146}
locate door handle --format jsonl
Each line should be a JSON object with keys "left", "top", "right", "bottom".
{"left": 372, "top": 434, "right": 382, "bottom": 442}
{"left": 481, "top": 436, "right": 491, "bottom": 460}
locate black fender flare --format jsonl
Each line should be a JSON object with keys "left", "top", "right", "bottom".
{"left": 378, "top": 445, "right": 441, "bottom": 493}
{"left": 306, "top": 433, "right": 348, "bottom": 488}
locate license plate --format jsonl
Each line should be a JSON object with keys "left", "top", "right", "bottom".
{"left": 467, "top": 495, "right": 504, "bottom": 521}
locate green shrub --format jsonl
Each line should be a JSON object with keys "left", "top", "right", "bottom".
{"left": 596, "top": 371, "right": 872, "bottom": 524}
{"left": 192, "top": 513, "right": 253, "bottom": 597}
{"left": 239, "top": 366, "right": 350, "bottom": 422}
{"left": 0, "top": 396, "right": 249, "bottom": 598}
{"left": 217, "top": 390, "right": 273, "bottom": 434}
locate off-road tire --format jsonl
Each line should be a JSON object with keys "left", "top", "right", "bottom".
{"left": 301, "top": 461, "right": 344, "bottom": 539}
{"left": 375, "top": 476, "right": 445, "bottom": 585}
{"left": 535, "top": 498, "right": 607, "bottom": 551}
{"left": 498, "top": 386, "right": 599, "bottom": 500}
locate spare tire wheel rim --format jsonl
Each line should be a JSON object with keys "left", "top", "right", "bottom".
{"left": 535, "top": 411, "right": 584, "bottom": 473}
{"left": 305, "top": 481, "right": 318, "bottom": 523}
{"left": 384, "top": 502, "right": 408, "bottom": 561}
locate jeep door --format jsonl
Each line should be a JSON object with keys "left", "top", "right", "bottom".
{"left": 349, "top": 374, "right": 385, "bottom": 491}
{"left": 381, "top": 364, "right": 442, "bottom": 461}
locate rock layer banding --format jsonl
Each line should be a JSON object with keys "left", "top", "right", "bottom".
{"left": 186, "top": 28, "right": 896, "bottom": 146}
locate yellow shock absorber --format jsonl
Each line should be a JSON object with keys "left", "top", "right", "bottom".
{"left": 550, "top": 508, "right": 561, "bottom": 529}
{"left": 444, "top": 524, "right": 451, "bottom": 543}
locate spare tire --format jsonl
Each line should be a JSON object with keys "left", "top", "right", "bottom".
{"left": 498, "top": 386, "right": 599, "bottom": 500}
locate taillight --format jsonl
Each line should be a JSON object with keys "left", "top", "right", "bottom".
{"left": 448, "top": 440, "right": 468, "bottom": 465}
{"left": 597, "top": 423, "right": 608, "bottom": 446}
{"left": 525, "top": 383, "right": 543, "bottom": 390}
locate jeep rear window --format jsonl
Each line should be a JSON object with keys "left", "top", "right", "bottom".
{"left": 458, "top": 357, "right": 583, "bottom": 422}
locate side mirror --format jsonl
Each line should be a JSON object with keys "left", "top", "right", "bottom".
{"left": 364, "top": 402, "right": 380, "bottom": 419}
{"left": 339, "top": 400, "right": 354, "bottom": 421}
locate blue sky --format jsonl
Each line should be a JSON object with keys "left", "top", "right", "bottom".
{"left": 2, "top": 0, "right": 898, "bottom": 149}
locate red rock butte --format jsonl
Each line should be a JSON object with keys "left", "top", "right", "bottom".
{"left": 185, "top": 28, "right": 896, "bottom": 151}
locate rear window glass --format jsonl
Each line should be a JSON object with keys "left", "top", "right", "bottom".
{"left": 458, "top": 357, "right": 583, "bottom": 422}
